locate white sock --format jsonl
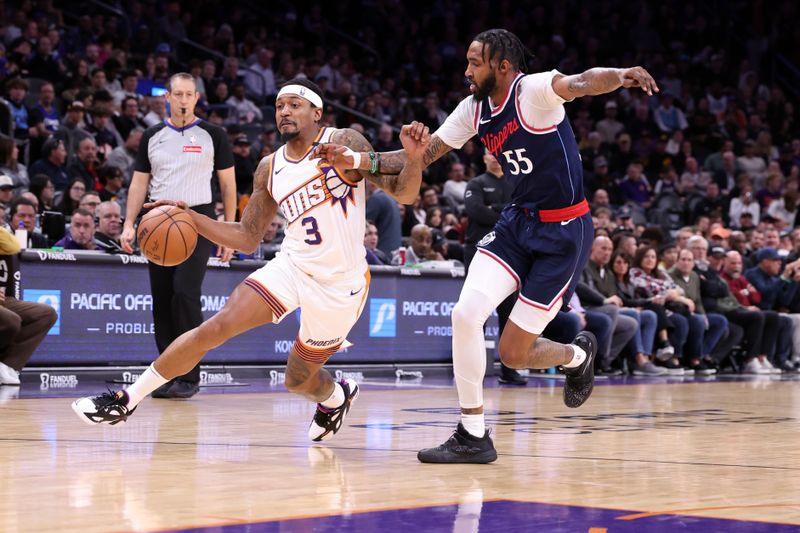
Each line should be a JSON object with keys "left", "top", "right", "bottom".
{"left": 461, "top": 413, "right": 486, "bottom": 438}
{"left": 563, "top": 344, "right": 587, "bottom": 368}
{"left": 320, "top": 381, "right": 345, "bottom": 408}
{"left": 125, "top": 364, "right": 169, "bottom": 408}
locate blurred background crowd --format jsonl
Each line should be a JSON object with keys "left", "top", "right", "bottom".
{"left": 1, "top": 0, "right": 800, "bottom": 375}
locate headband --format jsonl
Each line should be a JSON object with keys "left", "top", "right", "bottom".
{"left": 277, "top": 84, "right": 323, "bottom": 108}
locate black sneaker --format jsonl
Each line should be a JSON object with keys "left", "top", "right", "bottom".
{"left": 308, "top": 379, "right": 359, "bottom": 442}
{"left": 498, "top": 364, "right": 527, "bottom": 386}
{"left": 72, "top": 390, "right": 136, "bottom": 426}
{"left": 417, "top": 423, "right": 498, "bottom": 464}
{"left": 165, "top": 380, "right": 200, "bottom": 398}
{"left": 150, "top": 382, "right": 173, "bottom": 399}
{"left": 563, "top": 331, "right": 597, "bottom": 408}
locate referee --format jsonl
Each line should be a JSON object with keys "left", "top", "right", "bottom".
{"left": 121, "top": 72, "right": 236, "bottom": 399}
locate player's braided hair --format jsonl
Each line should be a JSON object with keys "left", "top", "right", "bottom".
{"left": 474, "top": 29, "right": 530, "bottom": 73}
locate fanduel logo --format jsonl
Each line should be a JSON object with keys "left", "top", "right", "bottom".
{"left": 24, "top": 289, "right": 61, "bottom": 335}
{"left": 122, "top": 372, "right": 142, "bottom": 383}
{"left": 39, "top": 373, "right": 78, "bottom": 389}
{"left": 200, "top": 371, "right": 233, "bottom": 384}
{"left": 269, "top": 370, "right": 286, "bottom": 384}
{"left": 335, "top": 370, "right": 364, "bottom": 381}
{"left": 369, "top": 298, "right": 396, "bottom": 337}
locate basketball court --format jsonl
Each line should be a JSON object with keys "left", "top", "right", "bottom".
{"left": 1, "top": 372, "right": 799, "bottom": 532}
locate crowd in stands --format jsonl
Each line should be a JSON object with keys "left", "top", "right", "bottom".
{"left": 0, "top": 0, "right": 799, "bottom": 374}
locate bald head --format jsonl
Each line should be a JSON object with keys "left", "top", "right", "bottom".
{"left": 590, "top": 235, "right": 613, "bottom": 266}
{"left": 410, "top": 224, "right": 433, "bottom": 258}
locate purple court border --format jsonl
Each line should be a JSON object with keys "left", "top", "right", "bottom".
{"left": 161, "top": 500, "right": 799, "bottom": 533}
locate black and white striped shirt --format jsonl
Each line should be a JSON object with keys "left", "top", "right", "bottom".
{"left": 134, "top": 119, "right": 234, "bottom": 206}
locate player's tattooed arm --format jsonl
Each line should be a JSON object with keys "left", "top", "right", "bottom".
{"left": 378, "top": 134, "right": 453, "bottom": 172}
{"left": 553, "top": 66, "right": 660, "bottom": 99}
{"left": 325, "top": 125, "right": 431, "bottom": 204}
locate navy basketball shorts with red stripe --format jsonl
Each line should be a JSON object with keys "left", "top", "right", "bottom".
{"left": 476, "top": 206, "right": 593, "bottom": 333}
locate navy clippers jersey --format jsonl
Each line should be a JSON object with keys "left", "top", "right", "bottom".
{"left": 436, "top": 71, "right": 585, "bottom": 211}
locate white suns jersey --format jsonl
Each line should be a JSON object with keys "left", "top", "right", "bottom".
{"left": 268, "top": 127, "right": 367, "bottom": 279}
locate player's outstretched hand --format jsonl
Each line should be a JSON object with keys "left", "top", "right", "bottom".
{"left": 618, "top": 67, "right": 659, "bottom": 96}
{"left": 143, "top": 199, "right": 190, "bottom": 211}
{"left": 400, "top": 121, "right": 430, "bottom": 161}
{"left": 312, "top": 143, "right": 355, "bottom": 169}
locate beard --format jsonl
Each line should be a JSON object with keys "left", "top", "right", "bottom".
{"left": 280, "top": 130, "right": 300, "bottom": 143}
{"left": 470, "top": 72, "right": 497, "bottom": 101}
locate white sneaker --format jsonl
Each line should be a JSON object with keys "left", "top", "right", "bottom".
{"left": 0, "top": 362, "right": 20, "bottom": 385}
{"left": 761, "top": 359, "right": 782, "bottom": 374}
{"left": 743, "top": 359, "right": 771, "bottom": 374}
{"left": 308, "top": 379, "right": 359, "bottom": 442}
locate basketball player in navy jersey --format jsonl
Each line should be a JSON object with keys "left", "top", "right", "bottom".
{"left": 314, "top": 29, "right": 659, "bottom": 463}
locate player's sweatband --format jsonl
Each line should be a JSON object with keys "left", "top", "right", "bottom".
{"left": 341, "top": 147, "right": 362, "bottom": 170}
{"left": 276, "top": 84, "right": 323, "bottom": 108}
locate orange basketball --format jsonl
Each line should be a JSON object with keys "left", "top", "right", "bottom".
{"left": 136, "top": 205, "right": 198, "bottom": 266}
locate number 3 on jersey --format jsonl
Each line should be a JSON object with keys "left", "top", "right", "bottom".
{"left": 302, "top": 216, "right": 322, "bottom": 245}
{"left": 502, "top": 148, "right": 533, "bottom": 175}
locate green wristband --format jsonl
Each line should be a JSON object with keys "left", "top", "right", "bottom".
{"left": 369, "top": 151, "right": 378, "bottom": 174}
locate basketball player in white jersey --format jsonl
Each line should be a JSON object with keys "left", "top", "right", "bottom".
{"left": 73, "top": 79, "right": 430, "bottom": 442}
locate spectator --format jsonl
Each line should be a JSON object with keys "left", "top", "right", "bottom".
{"left": 9, "top": 197, "right": 47, "bottom": 248}
{"left": 692, "top": 181, "right": 725, "bottom": 222}
{"left": 97, "top": 165, "right": 125, "bottom": 211}
{"left": 679, "top": 157, "right": 711, "bottom": 195}
{"left": 226, "top": 82, "right": 262, "bottom": 123}
{"left": 391, "top": 224, "right": 444, "bottom": 266}
{"left": 365, "top": 180, "right": 402, "bottom": 257}
{"left": 756, "top": 173, "right": 784, "bottom": 210}
{"left": 0, "top": 137, "right": 28, "bottom": 194}
{"left": 28, "top": 174, "right": 55, "bottom": 213}
{"left": 231, "top": 134, "right": 255, "bottom": 196}
{"left": 729, "top": 183, "right": 760, "bottom": 228}
{"left": 0, "top": 226, "right": 58, "bottom": 385}
{"left": 364, "top": 221, "right": 390, "bottom": 265}
{"left": 630, "top": 246, "right": 694, "bottom": 372}
{"left": 581, "top": 236, "right": 661, "bottom": 375}
{"left": 143, "top": 96, "right": 167, "bottom": 127}
{"left": 244, "top": 47, "right": 277, "bottom": 101}
{"left": 106, "top": 127, "right": 142, "bottom": 185}
{"left": 712, "top": 150, "right": 739, "bottom": 195}
{"left": 653, "top": 92, "right": 688, "bottom": 132}
{"left": 745, "top": 247, "right": 800, "bottom": 368}
{"left": 690, "top": 239, "right": 745, "bottom": 368}
{"left": 87, "top": 107, "right": 123, "bottom": 154}
{"left": 54, "top": 207, "right": 96, "bottom": 250}
{"left": 56, "top": 178, "right": 86, "bottom": 217}
{"left": 442, "top": 162, "right": 467, "bottom": 213}
{"left": 717, "top": 249, "right": 790, "bottom": 373}
{"left": 619, "top": 163, "right": 651, "bottom": 209}
{"left": 113, "top": 96, "right": 146, "bottom": 141}
{"left": 738, "top": 140, "right": 767, "bottom": 188}
{"left": 67, "top": 136, "right": 99, "bottom": 191}
{"left": 55, "top": 101, "right": 91, "bottom": 166}
{"left": 93, "top": 200, "right": 123, "bottom": 253}
{"left": 29, "top": 137, "right": 69, "bottom": 191}
{"left": 596, "top": 101, "right": 624, "bottom": 145}
{"left": 668, "top": 248, "right": 725, "bottom": 374}
{"left": 6, "top": 78, "right": 30, "bottom": 139}
{"left": 0, "top": 175, "right": 13, "bottom": 207}
{"left": 766, "top": 179, "right": 799, "bottom": 227}
{"left": 78, "top": 191, "right": 101, "bottom": 217}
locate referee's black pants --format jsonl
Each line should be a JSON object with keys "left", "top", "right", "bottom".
{"left": 146, "top": 203, "right": 214, "bottom": 384}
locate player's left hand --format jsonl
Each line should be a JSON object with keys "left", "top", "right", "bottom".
{"left": 218, "top": 245, "right": 234, "bottom": 263}
{"left": 400, "top": 121, "right": 430, "bottom": 161}
{"left": 618, "top": 66, "right": 659, "bottom": 96}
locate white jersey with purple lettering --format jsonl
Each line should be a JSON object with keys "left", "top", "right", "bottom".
{"left": 269, "top": 126, "right": 367, "bottom": 279}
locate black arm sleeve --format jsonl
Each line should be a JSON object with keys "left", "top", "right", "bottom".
{"left": 203, "top": 122, "right": 235, "bottom": 170}
{"left": 464, "top": 180, "right": 501, "bottom": 226}
{"left": 133, "top": 125, "right": 160, "bottom": 173}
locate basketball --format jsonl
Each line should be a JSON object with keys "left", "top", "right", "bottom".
{"left": 136, "top": 205, "right": 198, "bottom": 266}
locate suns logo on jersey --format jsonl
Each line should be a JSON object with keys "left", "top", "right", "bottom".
{"left": 278, "top": 164, "right": 356, "bottom": 224}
